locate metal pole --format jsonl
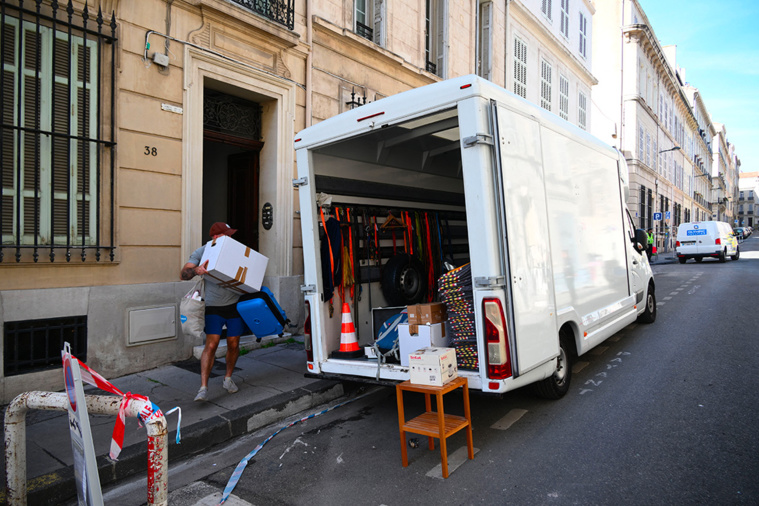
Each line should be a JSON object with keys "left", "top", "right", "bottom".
{"left": 4, "top": 391, "right": 168, "bottom": 506}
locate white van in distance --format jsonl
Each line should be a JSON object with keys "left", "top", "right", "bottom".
{"left": 294, "top": 75, "right": 656, "bottom": 398}
{"left": 675, "top": 221, "right": 739, "bottom": 263}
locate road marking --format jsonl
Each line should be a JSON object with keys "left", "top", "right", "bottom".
{"left": 663, "top": 296, "right": 672, "bottom": 301}
{"left": 656, "top": 302, "right": 665, "bottom": 306}
{"left": 669, "top": 292, "right": 679, "bottom": 296}
{"left": 426, "top": 446, "right": 480, "bottom": 479}
{"left": 491, "top": 409, "right": 528, "bottom": 430}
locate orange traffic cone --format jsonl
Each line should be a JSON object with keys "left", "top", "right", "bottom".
{"left": 331, "top": 303, "right": 363, "bottom": 358}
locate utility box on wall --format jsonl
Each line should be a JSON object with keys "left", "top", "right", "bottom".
{"left": 127, "top": 306, "right": 177, "bottom": 346}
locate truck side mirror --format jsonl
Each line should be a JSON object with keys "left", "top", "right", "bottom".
{"left": 634, "top": 229, "right": 648, "bottom": 253}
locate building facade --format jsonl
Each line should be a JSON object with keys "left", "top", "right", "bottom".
{"left": 0, "top": 0, "right": 598, "bottom": 401}
{"left": 738, "top": 172, "right": 759, "bottom": 228}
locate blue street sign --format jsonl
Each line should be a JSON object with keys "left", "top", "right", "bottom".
{"left": 666, "top": 211, "right": 671, "bottom": 220}
{"left": 653, "top": 212, "right": 662, "bottom": 221}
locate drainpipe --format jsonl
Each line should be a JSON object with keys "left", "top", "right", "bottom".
{"left": 4, "top": 391, "right": 168, "bottom": 506}
{"left": 306, "top": 0, "right": 313, "bottom": 127}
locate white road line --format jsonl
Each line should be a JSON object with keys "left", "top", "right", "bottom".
{"left": 426, "top": 446, "right": 480, "bottom": 479}
{"left": 491, "top": 408, "right": 528, "bottom": 430}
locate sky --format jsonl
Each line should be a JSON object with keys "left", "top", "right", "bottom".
{"left": 637, "top": 0, "right": 759, "bottom": 173}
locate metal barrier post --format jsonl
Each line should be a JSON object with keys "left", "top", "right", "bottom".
{"left": 4, "top": 391, "right": 168, "bottom": 506}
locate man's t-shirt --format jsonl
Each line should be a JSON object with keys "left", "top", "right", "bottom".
{"left": 188, "top": 244, "right": 241, "bottom": 308}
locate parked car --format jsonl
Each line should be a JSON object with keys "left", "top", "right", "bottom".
{"left": 734, "top": 227, "right": 746, "bottom": 240}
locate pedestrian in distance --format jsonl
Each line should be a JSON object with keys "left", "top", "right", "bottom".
{"left": 646, "top": 228, "right": 654, "bottom": 261}
{"left": 181, "top": 222, "right": 242, "bottom": 401}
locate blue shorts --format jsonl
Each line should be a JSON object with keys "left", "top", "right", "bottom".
{"left": 205, "top": 314, "right": 245, "bottom": 337}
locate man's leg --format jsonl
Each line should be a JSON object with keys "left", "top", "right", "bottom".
{"left": 199, "top": 334, "right": 222, "bottom": 388}
{"left": 225, "top": 334, "right": 240, "bottom": 377}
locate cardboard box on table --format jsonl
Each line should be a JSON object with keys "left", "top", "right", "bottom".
{"left": 200, "top": 235, "right": 269, "bottom": 294}
{"left": 408, "top": 347, "right": 458, "bottom": 386}
{"left": 398, "top": 323, "right": 450, "bottom": 366}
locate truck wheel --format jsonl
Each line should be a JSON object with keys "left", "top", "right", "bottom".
{"left": 637, "top": 282, "right": 656, "bottom": 324}
{"left": 695, "top": 257, "right": 703, "bottom": 263}
{"left": 532, "top": 333, "right": 572, "bottom": 400}
{"left": 731, "top": 247, "right": 740, "bottom": 261}
{"left": 381, "top": 253, "right": 427, "bottom": 306}
{"left": 678, "top": 258, "right": 686, "bottom": 264}
{"left": 719, "top": 249, "right": 726, "bottom": 263}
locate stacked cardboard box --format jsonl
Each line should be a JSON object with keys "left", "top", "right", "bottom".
{"left": 200, "top": 236, "right": 269, "bottom": 294}
{"left": 399, "top": 302, "right": 451, "bottom": 366}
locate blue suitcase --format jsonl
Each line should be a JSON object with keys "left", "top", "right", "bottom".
{"left": 237, "top": 287, "right": 289, "bottom": 341}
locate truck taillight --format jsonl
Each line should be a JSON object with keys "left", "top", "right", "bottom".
{"left": 715, "top": 238, "right": 722, "bottom": 245}
{"left": 304, "top": 300, "right": 313, "bottom": 363}
{"left": 676, "top": 241, "right": 681, "bottom": 247}
{"left": 483, "top": 298, "right": 512, "bottom": 380}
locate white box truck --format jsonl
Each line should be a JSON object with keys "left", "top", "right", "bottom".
{"left": 294, "top": 75, "right": 655, "bottom": 398}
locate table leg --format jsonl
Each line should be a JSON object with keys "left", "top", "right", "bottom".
{"left": 463, "top": 380, "right": 474, "bottom": 460}
{"left": 396, "top": 384, "right": 409, "bottom": 467}
{"left": 437, "top": 391, "right": 449, "bottom": 478}
{"left": 425, "top": 393, "right": 435, "bottom": 450}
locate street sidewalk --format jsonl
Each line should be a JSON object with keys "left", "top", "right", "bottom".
{"left": 1, "top": 335, "right": 346, "bottom": 505}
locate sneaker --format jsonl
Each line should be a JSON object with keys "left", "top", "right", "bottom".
{"left": 223, "top": 377, "right": 239, "bottom": 394}
{"left": 194, "top": 386, "right": 208, "bottom": 402}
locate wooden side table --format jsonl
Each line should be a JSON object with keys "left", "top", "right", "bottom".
{"left": 395, "top": 376, "right": 474, "bottom": 478}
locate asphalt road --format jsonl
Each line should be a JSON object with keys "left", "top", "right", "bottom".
{"left": 107, "top": 237, "right": 759, "bottom": 505}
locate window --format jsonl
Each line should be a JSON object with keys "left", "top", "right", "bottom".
{"left": 356, "top": 0, "right": 385, "bottom": 46}
{"left": 646, "top": 133, "right": 651, "bottom": 166}
{"left": 639, "top": 186, "right": 647, "bottom": 228}
{"left": 559, "top": 74, "right": 569, "bottom": 120}
{"left": 541, "top": 0, "right": 553, "bottom": 21}
{"left": 477, "top": 1, "right": 493, "bottom": 79}
{"left": 425, "top": 0, "right": 446, "bottom": 77}
{"left": 540, "top": 59, "right": 552, "bottom": 111}
{"left": 1, "top": 3, "right": 116, "bottom": 263}
{"left": 740, "top": 191, "right": 744, "bottom": 200}
{"left": 578, "top": 12, "right": 587, "bottom": 58}
{"left": 638, "top": 126, "right": 645, "bottom": 161}
{"left": 513, "top": 36, "right": 527, "bottom": 98}
{"left": 750, "top": 190, "right": 755, "bottom": 200}
{"left": 560, "top": 0, "right": 570, "bottom": 38}
{"left": 4, "top": 315, "right": 87, "bottom": 376}
{"left": 578, "top": 91, "right": 587, "bottom": 130}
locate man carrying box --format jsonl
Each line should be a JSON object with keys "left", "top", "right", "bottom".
{"left": 181, "top": 222, "right": 242, "bottom": 401}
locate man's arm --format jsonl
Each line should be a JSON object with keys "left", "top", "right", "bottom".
{"left": 180, "top": 260, "right": 209, "bottom": 280}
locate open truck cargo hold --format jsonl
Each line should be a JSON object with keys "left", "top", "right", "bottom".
{"left": 295, "top": 75, "right": 656, "bottom": 397}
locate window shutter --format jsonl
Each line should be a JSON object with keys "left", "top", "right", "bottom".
{"left": 436, "top": 0, "right": 447, "bottom": 77}
{"left": 478, "top": 2, "right": 492, "bottom": 79}
{"left": 373, "top": 0, "right": 385, "bottom": 47}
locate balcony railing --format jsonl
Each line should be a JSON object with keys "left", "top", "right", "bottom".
{"left": 231, "top": 0, "right": 294, "bottom": 30}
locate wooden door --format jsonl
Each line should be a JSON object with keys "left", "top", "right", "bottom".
{"left": 227, "top": 152, "right": 260, "bottom": 250}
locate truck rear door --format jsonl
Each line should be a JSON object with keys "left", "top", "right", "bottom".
{"left": 492, "top": 104, "right": 559, "bottom": 374}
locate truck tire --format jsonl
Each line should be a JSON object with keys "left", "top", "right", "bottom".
{"left": 381, "top": 253, "right": 427, "bottom": 306}
{"left": 679, "top": 257, "right": 687, "bottom": 264}
{"left": 532, "top": 333, "right": 572, "bottom": 400}
{"left": 637, "top": 282, "right": 656, "bottom": 324}
{"left": 731, "top": 247, "right": 740, "bottom": 261}
{"left": 719, "top": 249, "right": 726, "bottom": 263}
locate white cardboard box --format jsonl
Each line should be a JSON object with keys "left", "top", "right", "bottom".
{"left": 200, "top": 235, "right": 268, "bottom": 294}
{"left": 398, "top": 323, "right": 449, "bottom": 366}
{"left": 408, "top": 347, "right": 458, "bottom": 387}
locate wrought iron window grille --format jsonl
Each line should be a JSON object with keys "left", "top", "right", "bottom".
{"left": 203, "top": 89, "right": 262, "bottom": 140}
{"left": 345, "top": 87, "right": 367, "bottom": 110}
{"left": 426, "top": 61, "right": 437, "bottom": 74}
{"left": 4, "top": 315, "right": 87, "bottom": 376}
{"left": 356, "top": 21, "right": 373, "bottom": 41}
{"left": 229, "top": 0, "right": 295, "bottom": 30}
{"left": 0, "top": 0, "right": 118, "bottom": 263}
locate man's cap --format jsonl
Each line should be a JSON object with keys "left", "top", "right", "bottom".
{"left": 209, "top": 222, "right": 237, "bottom": 237}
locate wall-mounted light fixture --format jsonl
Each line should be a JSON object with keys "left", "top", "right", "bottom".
{"left": 659, "top": 146, "right": 681, "bottom": 154}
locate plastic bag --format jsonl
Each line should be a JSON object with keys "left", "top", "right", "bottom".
{"left": 180, "top": 277, "right": 205, "bottom": 340}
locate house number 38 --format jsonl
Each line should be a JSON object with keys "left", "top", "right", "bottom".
{"left": 144, "top": 146, "right": 158, "bottom": 156}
